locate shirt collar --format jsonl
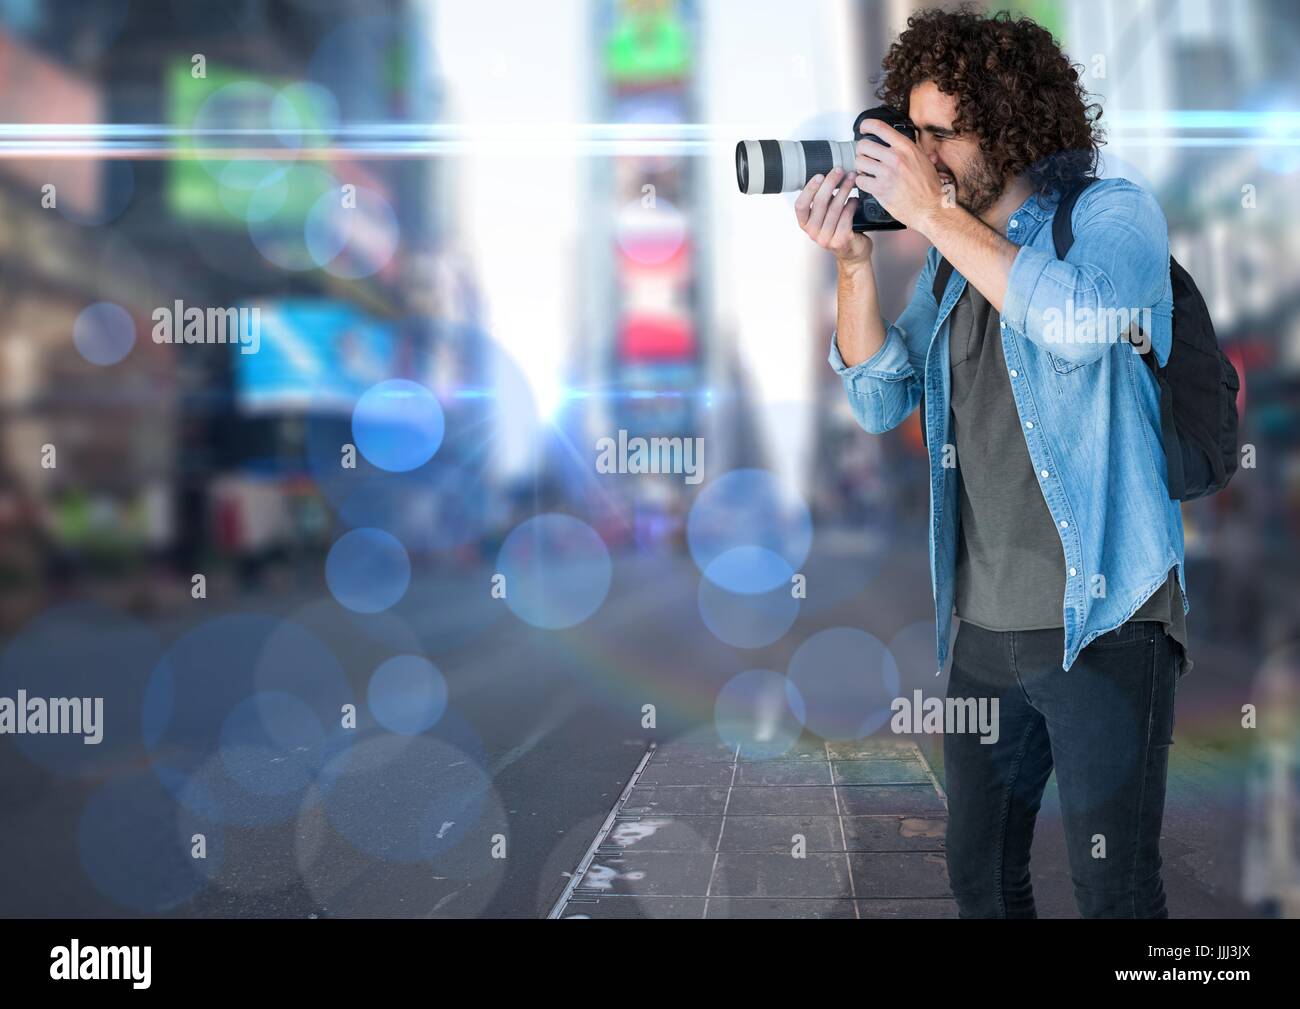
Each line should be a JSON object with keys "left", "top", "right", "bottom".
{"left": 1001, "top": 187, "right": 1058, "bottom": 242}
{"left": 1012, "top": 188, "right": 1057, "bottom": 223}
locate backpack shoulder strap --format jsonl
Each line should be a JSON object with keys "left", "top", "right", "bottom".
{"left": 920, "top": 253, "right": 955, "bottom": 452}
{"left": 937, "top": 178, "right": 1091, "bottom": 295}
{"left": 1051, "top": 177, "right": 1097, "bottom": 259}
{"left": 931, "top": 256, "right": 954, "bottom": 305}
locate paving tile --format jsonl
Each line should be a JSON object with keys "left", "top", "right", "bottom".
{"left": 551, "top": 739, "right": 952, "bottom": 917}
{"left": 600, "top": 816, "right": 723, "bottom": 852}
{"left": 841, "top": 815, "right": 947, "bottom": 851}
{"left": 738, "top": 737, "right": 827, "bottom": 762}
{"left": 836, "top": 784, "right": 948, "bottom": 815}
{"left": 706, "top": 897, "right": 857, "bottom": 919}
{"left": 833, "top": 759, "right": 932, "bottom": 785}
{"left": 847, "top": 852, "right": 951, "bottom": 898}
{"left": 716, "top": 815, "right": 845, "bottom": 853}
{"left": 624, "top": 785, "right": 728, "bottom": 815}
{"left": 576, "top": 851, "right": 716, "bottom": 896}
{"left": 710, "top": 852, "right": 851, "bottom": 898}
{"left": 559, "top": 896, "right": 707, "bottom": 919}
{"left": 856, "top": 898, "right": 959, "bottom": 919}
{"left": 647, "top": 740, "right": 736, "bottom": 763}
{"left": 827, "top": 739, "right": 922, "bottom": 760}
{"left": 724, "top": 785, "right": 840, "bottom": 815}
{"left": 733, "top": 760, "right": 833, "bottom": 786}
{"left": 637, "top": 761, "right": 735, "bottom": 786}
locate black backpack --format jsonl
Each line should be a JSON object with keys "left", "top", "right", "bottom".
{"left": 926, "top": 180, "right": 1239, "bottom": 501}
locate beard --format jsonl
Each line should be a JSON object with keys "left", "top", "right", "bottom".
{"left": 942, "top": 152, "right": 1004, "bottom": 217}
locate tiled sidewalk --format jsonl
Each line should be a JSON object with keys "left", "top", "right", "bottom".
{"left": 550, "top": 736, "right": 957, "bottom": 919}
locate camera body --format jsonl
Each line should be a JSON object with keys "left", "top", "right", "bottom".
{"left": 735, "top": 105, "right": 918, "bottom": 231}
{"left": 849, "top": 106, "right": 917, "bottom": 231}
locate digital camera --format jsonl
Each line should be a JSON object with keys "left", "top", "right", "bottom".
{"left": 735, "top": 105, "right": 918, "bottom": 231}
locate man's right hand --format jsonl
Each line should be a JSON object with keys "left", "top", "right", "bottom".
{"left": 794, "top": 166, "right": 872, "bottom": 267}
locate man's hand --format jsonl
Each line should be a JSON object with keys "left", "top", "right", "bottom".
{"left": 795, "top": 167, "right": 885, "bottom": 369}
{"left": 853, "top": 119, "right": 944, "bottom": 235}
{"left": 794, "top": 167, "right": 872, "bottom": 267}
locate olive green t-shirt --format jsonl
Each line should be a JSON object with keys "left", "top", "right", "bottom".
{"left": 948, "top": 282, "right": 1190, "bottom": 674}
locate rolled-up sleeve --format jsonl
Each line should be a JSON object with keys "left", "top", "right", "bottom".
{"left": 828, "top": 253, "right": 938, "bottom": 434}
{"left": 1002, "top": 180, "right": 1169, "bottom": 367}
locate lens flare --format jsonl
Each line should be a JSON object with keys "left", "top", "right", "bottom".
{"left": 687, "top": 468, "right": 812, "bottom": 594}
{"left": 325, "top": 528, "right": 411, "bottom": 613}
{"left": 787, "top": 628, "right": 900, "bottom": 740}
{"left": 73, "top": 302, "right": 135, "bottom": 366}
{"left": 368, "top": 655, "right": 448, "bottom": 735}
{"left": 352, "top": 379, "right": 445, "bottom": 473}
{"left": 714, "top": 669, "right": 807, "bottom": 759}
{"left": 496, "top": 514, "right": 612, "bottom": 629}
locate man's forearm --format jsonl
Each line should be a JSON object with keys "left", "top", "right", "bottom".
{"left": 834, "top": 260, "right": 888, "bottom": 368}
{"left": 920, "top": 205, "right": 1019, "bottom": 313}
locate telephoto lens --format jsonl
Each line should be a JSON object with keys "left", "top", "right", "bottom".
{"left": 736, "top": 105, "right": 917, "bottom": 231}
{"left": 735, "top": 138, "right": 857, "bottom": 195}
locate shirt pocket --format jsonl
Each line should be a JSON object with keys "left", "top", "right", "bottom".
{"left": 1047, "top": 351, "right": 1091, "bottom": 375}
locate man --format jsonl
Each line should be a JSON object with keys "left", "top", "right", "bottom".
{"left": 795, "top": 7, "right": 1188, "bottom": 918}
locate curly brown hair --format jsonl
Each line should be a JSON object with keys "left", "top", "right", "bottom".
{"left": 876, "top": 5, "right": 1104, "bottom": 197}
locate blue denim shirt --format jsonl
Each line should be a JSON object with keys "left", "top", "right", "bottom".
{"left": 828, "top": 178, "right": 1188, "bottom": 672}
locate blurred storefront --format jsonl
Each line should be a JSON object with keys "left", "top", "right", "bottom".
{"left": 0, "top": 1, "right": 468, "bottom": 621}
{"left": 578, "top": 0, "right": 711, "bottom": 547}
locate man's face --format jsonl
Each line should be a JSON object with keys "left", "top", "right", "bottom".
{"left": 906, "top": 80, "right": 1004, "bottom": 216}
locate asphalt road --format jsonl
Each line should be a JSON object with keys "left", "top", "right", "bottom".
{"left": 0, "top": 524, "right": 1267, "bottom": 917}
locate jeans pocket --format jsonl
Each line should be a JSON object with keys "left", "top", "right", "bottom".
{"left": 1150, "top": 632, "right": 1178, "bottom": 747}
{"left": 1087, "top": 619, "right": 1160, "bottom": 651}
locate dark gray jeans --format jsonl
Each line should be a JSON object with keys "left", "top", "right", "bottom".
{"left": 943, "top": 618, "right": 1179, "bottom": 918}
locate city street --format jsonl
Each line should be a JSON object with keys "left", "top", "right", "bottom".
{"left": 0, "top": 524, "right": 1261, "bottom": 918}
{"left": 0, "top": 0, "right": 1296, "bottom": 927}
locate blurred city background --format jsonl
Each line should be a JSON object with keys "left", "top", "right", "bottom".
{"left": 0, "top": 0, "right": 1296, "bottom": 918}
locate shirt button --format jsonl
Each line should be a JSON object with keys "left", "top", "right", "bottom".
{"left": 1009, "top": 369, "right": 1018, "bottom": 378}
{"left": 1060, "top": 520, "right": 1068, "bottom": 529}
{"left": 1025, "top": 421, "right": 1034, "bottom": 430}
{"left": 1040, "top": 469, "right": 1049, "bottom": 479}
{"left": 1009, "top": 219, "right": 1019, "bottom": 229}
{"left": 1069, "top": 567, "right": 1077, "bottom": 577}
